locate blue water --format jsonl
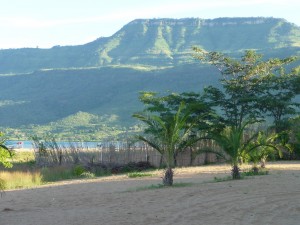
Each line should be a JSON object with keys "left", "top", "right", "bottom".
{"left": 5, "top": 140, "right": 102, "bottom": 149}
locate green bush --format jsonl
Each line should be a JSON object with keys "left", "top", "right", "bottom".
{"left": 73, "top": 165, "right": 86, "bottom": 176}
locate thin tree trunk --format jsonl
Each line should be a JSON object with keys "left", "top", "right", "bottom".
{"left": 189, "top": 147, "right": 193, "bottom": 166}
{"left": 159, "top": 154, "right": 164, "bottom": 168}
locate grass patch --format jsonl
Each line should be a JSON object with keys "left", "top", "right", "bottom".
{"left": 41, "top": 166, "right": 77, "bottom": 182}
{"left": 11, "top": 151, "right": 35, "bottom": 163}
{"left": 0, "top": 170, "right": 43, "bottom": 190}
{"left": 41, "top": 165, "right": 99, "bottom": 182}
{"left": 132, "top": 182, "right": 194, "bottom": 192}
{"left": 241, "top": 169, "right": 269, "bottom": 177}
{"left": 0, "top": 165, "right": 101, "bottom": 190}
{"left": 212, "top": 169, "right": 269, "bottom": 183}
{"left": 127, "top": 172, "right": 154, "bottom": 178}
{"left": 38, "top": 164, "right": 108, "bottom": 183}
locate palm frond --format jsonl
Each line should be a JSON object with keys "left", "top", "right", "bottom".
{"left": 136, "top": 135, "right": 164, "bottom": 154}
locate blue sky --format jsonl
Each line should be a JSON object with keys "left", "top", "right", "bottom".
{"left": 1, "top": 0, "right": 299, "bottom": 49}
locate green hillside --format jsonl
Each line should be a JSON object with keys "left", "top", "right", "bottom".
{"left": 0, "top": 64, "right": 219, "bottom": 126}
{"left": 0, "top": 17, "right": 300, "bottom": 139}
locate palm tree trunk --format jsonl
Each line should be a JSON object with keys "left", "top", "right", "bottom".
{"left": 260, "top": 158, "right": 266, "bottom": 168}
{"left": 252, "top": 166, "right": 259, "bottom": 175}
{"left": 163, "top": 167, "right": 173, "bottom": 186}
{"left": 231, "top": 164, "right": 241, "bottom": 179}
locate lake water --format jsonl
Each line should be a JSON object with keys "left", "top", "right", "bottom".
{"left": 5, "top": 140, "right": 102, "bottom": 150}
{"left": 4, "top": 140, "right": 140, "bottom": 150}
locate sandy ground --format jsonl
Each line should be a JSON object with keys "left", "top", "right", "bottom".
{"left": 1, "top": 162, "right": 300, "bottom": 225}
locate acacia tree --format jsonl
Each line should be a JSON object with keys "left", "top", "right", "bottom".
{"left": 138, "top": 91, "right": 218, "bottom": 127}
{"left": 256, "top": 68, "right": 300, "bottom": 133}
{"left": 193, "top": 47, "right": 298, "bottom": 129}
{"left": 250, "top": 63, "right": 300, "bottom": 159}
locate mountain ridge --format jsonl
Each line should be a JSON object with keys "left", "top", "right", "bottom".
{"left": 1, "top": 17, "right": 300, "bottom": 73}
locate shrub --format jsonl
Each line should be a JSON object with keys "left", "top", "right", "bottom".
{"left": 72, "top": 165, "right": 86, "bottom": 176}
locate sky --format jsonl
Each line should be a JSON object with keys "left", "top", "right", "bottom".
{"left": 0, "top": 0, "right": 300, "bottom": 49}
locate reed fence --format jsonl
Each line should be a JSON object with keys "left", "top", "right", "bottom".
{"left": 33, "top": 140, "right": 224, "bottom": 167}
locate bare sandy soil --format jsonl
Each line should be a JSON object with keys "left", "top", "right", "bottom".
{"left": 1, "top": 162, "right": 300, "bottom": 225}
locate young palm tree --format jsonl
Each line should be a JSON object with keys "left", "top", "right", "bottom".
{"left": 133, "top": 103, "right": 201, "bottom": 186}
{"left": 211, "top": 121, "right": 283, "bottom": 179}
{"left": 247, "top": 132, "right": 281, "bottom": 170}
{"left": 210, "top": 121, "right": 260, "bottom": 179}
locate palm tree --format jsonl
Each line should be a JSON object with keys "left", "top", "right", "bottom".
{"left": 210, "top": 121, "right": 261, "bottom": 179}
{"left": 247, "top": 132, "right": 281, "bottom": 171}
{"left": 210, "top": 121, "right": 283, "bottom": 179}
{"left": 133, "top": 103, "right": 201, "bottom": 186}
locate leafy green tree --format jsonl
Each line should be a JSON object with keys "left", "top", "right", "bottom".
{"left": 133, "top": 102, "right": 206, "bottom": 186}
{"left": 193, "top": 47, "right": 298, "bottom": 129}
{"left": 256, "top": 68, "right": 300, "bottom": 133}
{"left": 0, "top": 132, "right": 13, "bottom": 192}
{"left": 138, "top": 91, "right": 219, "bottom": 128}
{"left": 0, "top": 132, "right": 12, "bottom": 168}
